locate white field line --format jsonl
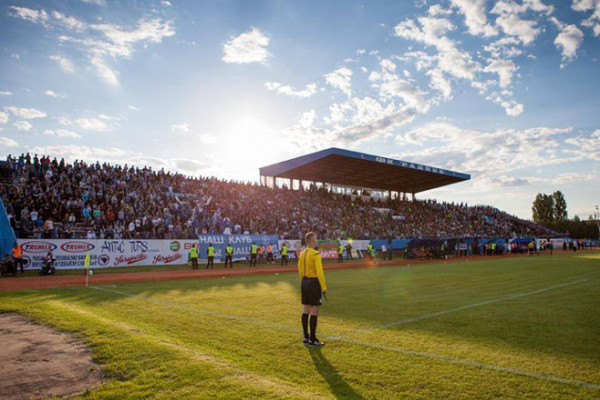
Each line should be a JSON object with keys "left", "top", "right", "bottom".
{"left": 337, "top": 279, "right": 590, "bottom": 339}
{"left": 87, "top": 283, "right": 600, "bottom": 391}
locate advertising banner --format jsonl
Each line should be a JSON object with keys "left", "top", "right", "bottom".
{"left": 317, "top": 240, "right": 341, "bottom": 259}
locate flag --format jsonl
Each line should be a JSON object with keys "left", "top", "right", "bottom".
{"left": 84, "top": 252, "right": 90, "bottom": 269}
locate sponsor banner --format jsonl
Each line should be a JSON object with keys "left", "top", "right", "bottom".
{"left": 19, "top": 239, "right": 177, "bottom": 270}
{"left": 317, "top": 240, "right": 341, "bottom": 259}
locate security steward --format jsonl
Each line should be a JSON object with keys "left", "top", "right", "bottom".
{"left": 206, "top": 243, "right": 215, "bottom": 269}
{"left": 298, "top": 232, "right": 327, "bottom": 347}
{"left": 266, "top": 244, "right": 274, "bottom": 264}
{"left": 189, "top": 244, "right": 199, "bottom": 270}
{"left": 337, "top": 243, "right": 344, "bottom": 263}
{"left": 224, "top": 244, "right": 234, "bottom": 268}
{"left": 280, "top": 243, "right": 289, "bottom": 266}
{"left": 12, "top": 242, "right": 24, "bottom": 273}
{"left": 250, "top": 242, "right": 258, "bottom": 267}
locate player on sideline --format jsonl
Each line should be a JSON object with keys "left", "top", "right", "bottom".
{"left": 298, "top": 232, "right": 327, "bottom": 347}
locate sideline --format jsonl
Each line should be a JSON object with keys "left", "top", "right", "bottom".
{"left": 3, "top": 250, "right": 593, "bottom": 291}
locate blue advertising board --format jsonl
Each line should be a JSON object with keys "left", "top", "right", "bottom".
{"left": 196, "top": 234, "right": 279, "bottom": 261}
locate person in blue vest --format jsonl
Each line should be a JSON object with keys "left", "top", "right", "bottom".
{"left": 206, "top": 243, "right": 215, "bottom": 269}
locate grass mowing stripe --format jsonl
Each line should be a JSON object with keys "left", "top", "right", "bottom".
{"left": 87, "top": 283, "right": 600, "bottom": 392}
{"left": 46, "top": 300, "right": 332, "bottom": 400}
{"left": 339, "top": 278, "right": 590, "bottom": 338}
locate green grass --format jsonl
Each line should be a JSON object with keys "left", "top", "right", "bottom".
{"left": 1, "top": 251, "right": 599, "bottom": 399}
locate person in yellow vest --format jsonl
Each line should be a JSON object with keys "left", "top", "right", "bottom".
{"left": 250, "top": 242, "right": 258, "bottom": 267}
{"left": 280, "top": 243, "right": 289, "bottom": 266}
{"left": 258, "top": 244, "right": 264, "bottom": 264}
{"left": 298, "top": 232, "right": 327, "bottom": 346}
{"left": 11, "top": 242, "right": 24, "bottom": 273}
{"left": 189, "top": 244, "right": 199, "bottom": 270}
{"left": 366, "top": 243, "right": 374, "bottom": 262}
{"left": 266, "top": 244, "right": 274, "bottom": 264}
{"left": 528, "top": 241, "right": 534, "bottom": 255}
{"left": 224, "top": 244, "right": 234, "bottom": 268}
{"left": 206, "top": 243, "right": 215, "bottom": 269}
{"left": 337, "top": 243, "right": 344, "bottom": 263}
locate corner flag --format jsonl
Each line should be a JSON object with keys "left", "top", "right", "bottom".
{"left": 84, "top": 252, "right": 90, "bottom": 269}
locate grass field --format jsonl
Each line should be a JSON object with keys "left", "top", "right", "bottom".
{"left": 1, "top": 251, "right": 599, "bottom": 399}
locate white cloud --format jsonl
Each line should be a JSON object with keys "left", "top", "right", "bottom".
{"left": 428, "top": 4, "right": 453, "bottom": 16}
{"left": 8, "top": 6, "right": 49, "bottom": 25}
{"left": 0, "top": 112, "right": 8, "bottom": 125}
{"left": 50, "top": 55, "right": 75, "bottom": 73}
{"left": 368, "top": 69, "right": 430, "bottom": 113}
{"left": 222, "top": 28, "right": 270, "bottom": 64}
{"left": 298, "top": 110, "right": 316, "bottom": 129}
{"left": 483, "top": 59, "right": 518, "bottom": 88}
{"left": 0, "top": 91, "right": 12, "bottom": 96}
{"left": 11, "top": 54, "right": 20, "bottom": 60}
{"left": 51, "top": 10, "right": 85, "bottom": 30}
{"left": 43, "top": 129, "right": 81, "bottom": 138}
{"left": 491, "top": 0, "right": 553, "bottom": 45}
{"left": 356, "top": 48, "right": 366, "bottom": 55}
{"left": 44, "top": 90, "right": 66, "bottom": 98}
{"left": 5, "top": 107, "right": 47, "bottom": 119}
{"left": 198, "top": 134, "right": 215, "bottom": 144}
{"left": 264, "top": 82, "right": 318, "bottom": 98}
{"left": 28, "top": 145, "right": 128, "bottom": 162}
{"left": 128, "top": 105, "right": 140, "bottom": 111}
{"left": 56, "top": 116, "right": 73, "bottom": 126}
{"left": 89, "top": 54, "right": 119, "bottom": 86}
{"left": 80, "top": 0, "right": 106, "bottom": 5}
{"left": 572, "top": 0, "right": 600, "bottom": 37}
{"left": 484, "top": 37, "right": 523, "bottom": 58}
{"left": 394, "top": 17, "right": 481, "bottom": 80}
{"left": 552, "top": 20, "right": 584, "bottom": 63}
{"left": 395, "top": 123, "right": 574, "bottom": 177}
{"left": 161, "top": 1, "right": 172, "bottom": 6}
{"left": 324, "top": 67, "right": 353, "bottom": 97}
{"left": 76, "top": 118, "right": 107, "bottom": 131}
{"left": 170, "top": 123, "right": 190, "bottom": 133}
{"left": 450, "top": 0, "right": 498, "bottom": 37}
{"left": 13, "top": 121, "right": 33, "bottom": 131}
{"left": 485, "top": 91, "right": 524, "bottom": 115}
{"left": 426, "top": 68, "right": 453, "bottom": 101}
{"left": 0, "top": 137, "right": 18, "bottom": 147}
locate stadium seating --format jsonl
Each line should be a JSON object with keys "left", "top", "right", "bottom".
{"left": 0, "top": 154, "right": 557, "bottom": 241}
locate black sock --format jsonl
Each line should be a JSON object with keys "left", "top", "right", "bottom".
{"left": 302, "top": 313, "right": 309, "bottom": 339}
{"left": 309, "top": 315, "right": 318, "bottom": 341}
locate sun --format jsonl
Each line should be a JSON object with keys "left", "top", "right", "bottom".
{"left": 219, "top": 114, "right": 285, "bottom": 181}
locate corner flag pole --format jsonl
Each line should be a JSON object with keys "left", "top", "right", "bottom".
{"left": 84, "top": 251, "right": 90, "bottom": 287}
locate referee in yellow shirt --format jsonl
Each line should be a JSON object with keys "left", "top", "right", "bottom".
{"left": 298, "top": 232, "right": 327, "bottom": 346}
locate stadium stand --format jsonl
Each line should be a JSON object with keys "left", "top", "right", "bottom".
{"left": 0, "top": 153, "right": 556, "bottom": 242}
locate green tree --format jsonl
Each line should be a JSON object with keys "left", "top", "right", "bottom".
{"left": 532, "top": 193, "right": 554, "bottom": 225}
{"left": 552, "top": 191, "right": 568, "bottom": 221}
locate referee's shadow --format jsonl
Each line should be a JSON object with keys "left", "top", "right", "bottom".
{"left": 307, "top": 346, "right": 365, "bottom": 400}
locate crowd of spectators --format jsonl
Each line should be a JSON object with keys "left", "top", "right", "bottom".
{"left": 0, "top": 154, "right": 557, "bottom": 241}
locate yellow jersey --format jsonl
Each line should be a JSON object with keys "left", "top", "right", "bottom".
{"left": 298, "top": 248, "right": 327, "bottom": 291}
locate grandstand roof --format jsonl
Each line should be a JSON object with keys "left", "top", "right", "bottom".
{"left": 259, "top": 148, "right": 470, "bottom": 194}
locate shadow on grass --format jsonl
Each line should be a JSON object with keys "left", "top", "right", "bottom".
{"left": 307, "top": 346, "right": 365, "bottom": 400}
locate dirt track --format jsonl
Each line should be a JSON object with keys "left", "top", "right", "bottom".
{"left": 0, "top": 251, "right": 586, "bottom": 292}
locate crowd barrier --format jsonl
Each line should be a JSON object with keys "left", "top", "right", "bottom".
{"left": 12, "top": 235, "right": 593, "bottom": 270}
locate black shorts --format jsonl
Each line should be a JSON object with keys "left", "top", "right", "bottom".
{"left": 301, "top": 277, "right": 322, "bottom": 306}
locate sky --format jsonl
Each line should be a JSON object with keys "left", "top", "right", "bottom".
{"left": 0, "top": 0, "right": 599, "bottom": 220}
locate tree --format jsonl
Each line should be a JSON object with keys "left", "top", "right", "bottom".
{"left": 552, "top": 191, "right": 568, "bottom": 221}
{"left": 532, "top": 193, "right": 554, "bottom": 225}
